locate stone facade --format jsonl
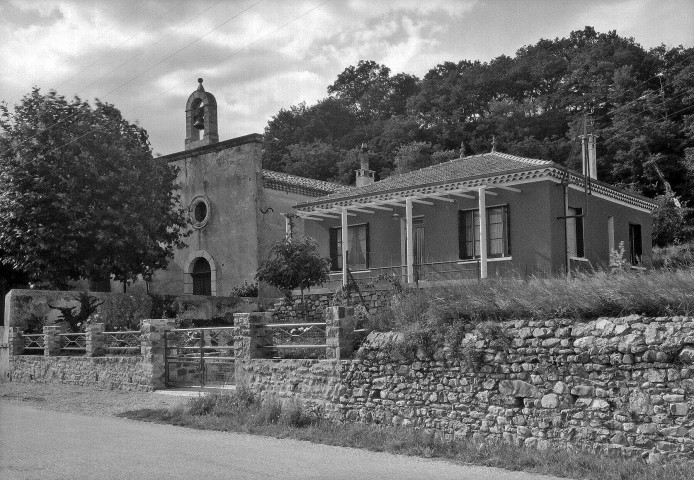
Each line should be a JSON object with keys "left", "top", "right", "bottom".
{"left": 237, "top": 313, "right": 694, "bottom": 461}
{"left": 271, "top": 289, "right": 393, "bottom": 324}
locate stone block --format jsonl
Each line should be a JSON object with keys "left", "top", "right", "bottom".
{"left": 540, "top": 393, "right": 559, "bottom": 409}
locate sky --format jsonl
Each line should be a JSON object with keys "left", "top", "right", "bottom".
{"left": 1, "top": 0, "right": 692, "bottom": 156}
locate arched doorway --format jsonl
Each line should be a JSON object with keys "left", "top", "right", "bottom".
{"left": 191, "top": 257, "right": 212, "bottom": 296}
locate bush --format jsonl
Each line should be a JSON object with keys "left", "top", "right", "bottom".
{"left": 230, "top": 281, "right": 258, "bottom": 297}
{"left": 652, "top": 241, "right": 694, "bottom": 270}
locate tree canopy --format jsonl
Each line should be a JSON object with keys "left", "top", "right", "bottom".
{"left": 255, "top": 236, "right": 330, "bottom": 299}
{"left": 263, "top": 27, "right": 694, "bottom": 213}
{"left": 0, "top": 88, "right": 189, "bottom": 290}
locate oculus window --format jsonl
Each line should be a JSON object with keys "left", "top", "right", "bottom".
{"left": 189, "top": 196, "right": 210, "bottom": 229}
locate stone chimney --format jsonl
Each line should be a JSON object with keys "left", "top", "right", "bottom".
{"left": 588, "top": 134, "right": 597, "bottom": 180}
{"left": 356, "top": 143, "right": 375, "bottom": 188}
{"left": 581, "top": 133, "right": 598, "bottom": 180}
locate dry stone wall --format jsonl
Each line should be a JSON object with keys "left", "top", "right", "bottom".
{"left": 8, "top": 356, "right": 150, "bottom": 391}
{"left": 239, "top": 314, "right": 694, "bottom": 462}
{"left": 271, "top": 289, "right": 392, "bottom": 324}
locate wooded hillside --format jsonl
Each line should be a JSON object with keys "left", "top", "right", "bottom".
{"left": 263, "top": 27, "right": 694, "bottom": 210}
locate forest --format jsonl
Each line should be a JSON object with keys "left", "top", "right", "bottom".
{"left": 262, "top": 27, "right": 694, "bottom": 243}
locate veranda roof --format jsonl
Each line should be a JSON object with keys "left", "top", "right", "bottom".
{"left": 294, "top": 152, "right": 656, "bottom": 214}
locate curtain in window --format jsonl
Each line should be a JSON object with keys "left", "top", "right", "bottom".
{"left": 330, "top": 224, "right": 369, "bottom": 270}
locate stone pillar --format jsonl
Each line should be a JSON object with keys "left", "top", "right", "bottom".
{"left": 85, "top": 323, "right": 105, "bottom": 357}
{"left": 236, "top": 312, "right": 273, "bottom": 360}
{"left": 8, "top": 327, "right": 24, "bottom": 355}
{"left": 326, "top": 306, "right": 355, "bottom": 360}
{"left": 44, "top": 325, "right": 63, "bottom": 356}
{"left": 141, "top": 319, "right": 175, "bottom": 390}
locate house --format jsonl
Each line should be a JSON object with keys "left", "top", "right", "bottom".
{"left": 294, "top": 144, "right": 656, "bottom": 287}
{"left": 145, "top": 79, "right": 345, "bottom": 296}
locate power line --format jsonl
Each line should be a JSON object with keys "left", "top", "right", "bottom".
{"left": 10, "top": 1, "right": 149, "bottom": 97}
{"left": 10, "top": 0, "right": 334, "bottom": 160}
{"left": 51, "top": 0, "right": 191, "bottom": 94}
{"left": 1, "top": 0, "right": 263, "bottom": 157}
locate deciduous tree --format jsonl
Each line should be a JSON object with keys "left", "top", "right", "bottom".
{"left": 0, "top": 88, "right": 189, "bottom": 290}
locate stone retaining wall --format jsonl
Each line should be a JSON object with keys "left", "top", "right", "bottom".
{"left": 8, "top": 356, "right": 150, "bottom": 391}
{"left": 272, "top": 289, "right": 393, "bottom": 324}
{"left": 239, "top": 314, "right": 694, "bottom": 462}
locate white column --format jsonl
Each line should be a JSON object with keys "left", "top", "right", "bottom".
{"left": 341, "top": 208, "right": 349, "bottom": 287}
{"left": 478, "top": 187, "right": 488, "bottom": 279}
{"left": 607, "top": 216, "right": 615, "bottom": 253}
{"left": 405, "top": 198, "right": 414, "bottom": 284}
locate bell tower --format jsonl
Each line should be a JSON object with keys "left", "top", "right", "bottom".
{"left": 185, "top": 78, "right": 219, "bottom": 150}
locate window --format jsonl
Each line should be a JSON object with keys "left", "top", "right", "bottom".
{"left": 329, "top": 224, "right": 369, "bottom": 271}
{"left": 629, "top": 223, "right": 642, "bottom": 266}
{"left": 458, "top": 205, "right": 510, "bottom": 259}
{"left": 191, "top": 257, "right": 211, "bottom": 295}
{"left": 189, "top": 196, "right": 210, "bottom": 229}
{"left": 567, "top": 207, "right": 584, "bottom": 258}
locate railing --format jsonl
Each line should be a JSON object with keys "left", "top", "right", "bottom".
{"left": 259, "top": 322, "right": 327, "bottom": 359}
{"left": 326, "top": 251, "right": 556, "bottom": 287}
{"left": 22, "top": 334, "right": 45, "bottom": 354}
{"left": 59, "top": 333, "right": 86, "bottom": 354}
{"left": 103, "top": 331, "right": 141, "bottom": 355}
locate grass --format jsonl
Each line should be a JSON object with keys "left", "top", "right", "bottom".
{"left": 653, "top": 242, "right": 694, "bottom": 270}
{"left": 119, "top": 389, "right": 693, "bottom": 480}
{"left": 363, "top": 267, "right": 694, "bottom": 357}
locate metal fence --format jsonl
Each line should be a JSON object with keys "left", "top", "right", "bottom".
{"left": 22, "top": 334, "right": 45, "bottom": 355}
{"left": 258, "top": 322, "right": 327, "bottom": 359}
{"left": 58, "top": 333, "right": 86, "bottom": 355}
{"left": 103, "top": 331, "right": 141, "bottom": 355}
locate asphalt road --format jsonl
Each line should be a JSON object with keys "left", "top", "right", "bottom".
{"left": 0, "top": 402, "right": 564, "bottom": 480}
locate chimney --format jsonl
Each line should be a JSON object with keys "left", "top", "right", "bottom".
{"left": 356, "top": 143, "right": 375, "bottom": 188}
{"left": 581, "top": 133, "right": 597, "bottom": 180}
{"left": 588, "top": 134, "right": 597, "bottom": 180}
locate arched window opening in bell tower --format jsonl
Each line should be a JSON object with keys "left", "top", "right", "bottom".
{"left": 190, "top": 98, "right": 204, "bottom": 141}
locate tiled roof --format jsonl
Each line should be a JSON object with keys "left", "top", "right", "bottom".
{"left": 262, "top": 170, "right": 348, "bottom": 197}
{"left": 299, "top": 152, "right": 551, "bottom": 203}
{"left": 294, "top": 151, "right": 656, "bottom": 211}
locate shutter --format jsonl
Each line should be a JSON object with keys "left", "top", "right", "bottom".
{"left": 504, "top": 204, "right": 511, "bottom": 256}
{"left": 365, "top": 223, "right": 370, "bottom": 269}
{"left": 329, "top": 228, "right": 338, "bottom": 270}
{"left": 458, "top": 210, "right": 466, "bottom": 259}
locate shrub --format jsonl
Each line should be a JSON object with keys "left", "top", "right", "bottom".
{"left": 230, "top": 281, "right": 258, "bottom": 298}
{"left": 652, "top": 241, "right": 694, "bottom": 270}
{"left": 256, "top": 236, "right": 330, "bottom": 300}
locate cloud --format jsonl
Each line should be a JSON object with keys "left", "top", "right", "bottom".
{"left": 1, "top": 0, "right": 692, "bottom": 156}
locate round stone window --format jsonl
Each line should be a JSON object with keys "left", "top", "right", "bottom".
{"left": 190, "top": 196, "right": 210, "bottom": 229}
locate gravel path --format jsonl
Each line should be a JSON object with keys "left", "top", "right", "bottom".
{"left": 0, "top": 381, "right": 187, "bottom": 416}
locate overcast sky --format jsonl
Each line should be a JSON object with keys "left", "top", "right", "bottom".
{"left": 1, "top": 0, "right": 692, "bottom": 156}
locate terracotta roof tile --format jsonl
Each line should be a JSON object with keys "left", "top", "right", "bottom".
{"left": 306, "top": 152, "right": 552, "bottom": 203}
{"left": 262, "top": 170, "right": 348, "bottom": 196}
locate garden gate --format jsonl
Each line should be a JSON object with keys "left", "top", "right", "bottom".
{"left": 164, "top": 327, "right": 236, "bottom": 388}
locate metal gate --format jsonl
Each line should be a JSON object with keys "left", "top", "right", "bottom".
{"left": 164, "top": 327, "right": 236, "bottom": 388}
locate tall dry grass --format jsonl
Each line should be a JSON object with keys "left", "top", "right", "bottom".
{"left": 367, "top": 268, "right": 694, "bottom": 355}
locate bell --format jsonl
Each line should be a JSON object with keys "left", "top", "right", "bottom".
{"left": 193, "top": 116, "right": 205, "bottom": 130}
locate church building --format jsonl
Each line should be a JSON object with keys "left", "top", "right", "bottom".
{"left": 147, "top": 79, "right": 345, "bottom": 296}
